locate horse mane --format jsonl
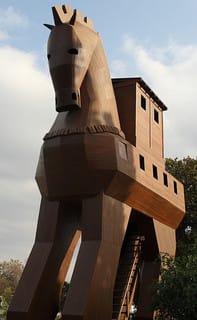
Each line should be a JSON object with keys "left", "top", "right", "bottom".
{"left": 52, "top": 5, "right": 94, "bottom": 30}
{"left": 44, "top": 124, "right": 125, "bottom": 140}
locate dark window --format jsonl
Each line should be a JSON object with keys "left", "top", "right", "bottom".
{"left": 174, "top": 181, "right": 178, "bottom": 194}
{"left": 153, "top": 165, "right": 158, "bottom": 179}
{"left": 163, "top": 173, "right": 168, "bottom": 186}
{"left": 141, "top": 95, "right": 146, "bottom": 110}
{"left": 139, "top": 155, "right": 145, "bottom": 170}
{"left": 72, "top": 92, "right": 77, "bottom": 100}
{"left": 154, "top": 109, "right": 159, "bottom": 123}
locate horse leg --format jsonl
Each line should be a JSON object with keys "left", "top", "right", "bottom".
{"left": 62, "top": 191, "right": 131, "bottom": 320}
{"left": 7, "top": 196, "right": 81, "bottom": 320}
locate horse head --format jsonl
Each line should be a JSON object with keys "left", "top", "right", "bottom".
{"left": 45, "top": 5, "right": 98, "bottom": 112}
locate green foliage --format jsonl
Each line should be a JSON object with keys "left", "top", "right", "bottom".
{"left": 54, "top": 281, "right": 70, "bottom": 320}
{"left": 152, "top": 157, "right": 197, "bottom": 319}
{"left": 166, "top": 157, "right": 197, "bottom": 243}
{"left": 152, "top": 240, "right": 197, "bottom": 319}
{"left": 0, "top": 259, "right": 23, "bottom": 318}
{"left": 0, "top": 289, "right": 11, "bottom": 319}
{"left": 60, "top": 281, "right": 69, "bottom": 310}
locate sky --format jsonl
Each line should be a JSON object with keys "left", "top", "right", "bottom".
{"left": 0, "top": 0, "right": 196, "bottom": 265}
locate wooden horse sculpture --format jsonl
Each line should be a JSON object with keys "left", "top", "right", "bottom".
{"left": 7, "top": 5, "right": 132, "bottom": 320}
{"left": 8, "top": 5, "right": 185, "bottom": 320}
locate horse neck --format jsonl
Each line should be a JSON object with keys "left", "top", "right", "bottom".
{"left": 81, "top": 39, "right": 121, "bottom": 129}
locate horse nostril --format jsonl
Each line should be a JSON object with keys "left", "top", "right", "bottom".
{"left": 47, "top": 54, "right": 51, "bottom": 60}
{"left": 68, "top": 48, "right": 78, "bottom": 55}
{"left": 55, "top": 89, "right": 80, "bottom": 112}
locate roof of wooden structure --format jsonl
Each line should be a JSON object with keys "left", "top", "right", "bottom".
{"left": 112, "top": 77, "right": 167, "bottom": 111}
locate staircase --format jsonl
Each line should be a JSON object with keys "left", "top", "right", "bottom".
{"left": 112, "top": 234, "right": 143, "bottom": 320}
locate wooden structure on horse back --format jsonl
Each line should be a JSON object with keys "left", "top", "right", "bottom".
{"left": 7, "top": 5, "right": 185, "bottom": 320}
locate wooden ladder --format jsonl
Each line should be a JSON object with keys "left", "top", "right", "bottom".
{"left": 112, "top": 235, "right": 143, "bottom": 320}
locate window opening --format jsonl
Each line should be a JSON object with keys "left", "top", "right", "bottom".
{"left": 72, "top": 92, "right": 77, "bottom": 100}
{"left": 154, "top": 109, "right": 159, "bottom": 123}
{"left": 139, "top": 155, "right": 145, "bottom": 171}
{"left": 153, "top": 165, "right": 158, "bottom": 180}
{"left": 141, "top": 95, "right": 146, "bottom": 110}
{"left": 174, "top": 181, "right": 178, "bottom": 194}
{"left": 163, "top": 173, "right": 168, "bottom": 186}
{"left": 119, "top": 142, "right": 128, "bottom": 160}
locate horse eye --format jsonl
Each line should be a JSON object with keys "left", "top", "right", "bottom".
{"left": 68, "top": 48, "right": 78, "bottom": 55}
{"left": 47, "top": 54, "right": 51, "bottom": 60}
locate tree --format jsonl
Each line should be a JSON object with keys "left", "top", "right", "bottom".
{"left": 165, "top": 157, "right": 197, "bottom": 244}
{"left": 152, "top": 157, "right": 197, "bottom": 319}
{"left": 152, "top": 237, "right": 197, "bottom": 319}
{"left": 0, "top": 259, "right": 24, "bottom": 318}
{"left": 60, "top": 281, "right": 69, "bottom": 310}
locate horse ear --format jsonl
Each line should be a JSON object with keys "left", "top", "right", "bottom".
{"left": 52, "top": 5, "right": 73, "bottom": 25}
{"left": 44, "top": 24, "right": 54, "bottom": 30}
{"left": 84, "top": 16, "right": 94, "bottom": 30}
{"left": 69, "top": 9, "right": 77, "bottom": 25}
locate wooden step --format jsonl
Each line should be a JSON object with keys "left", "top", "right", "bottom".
{"left": 112, "top": 234, "right": 143, "bottom": 320}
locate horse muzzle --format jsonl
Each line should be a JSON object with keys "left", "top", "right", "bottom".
{"left": 55, "top": 88, "right": 81, "bottom": 112}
